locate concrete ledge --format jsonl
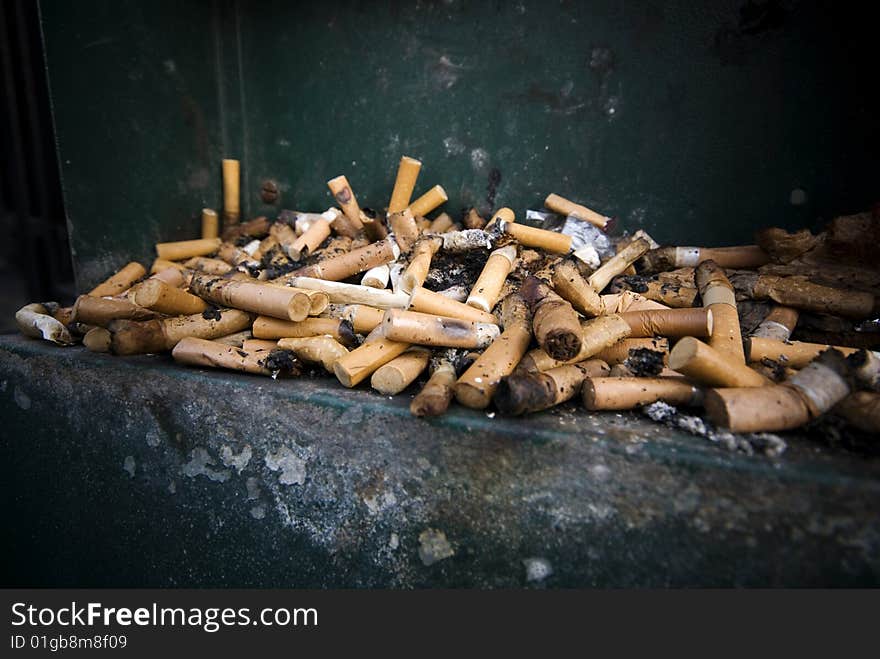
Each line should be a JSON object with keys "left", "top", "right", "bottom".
{"left": 1, "top": 334, "right": 878, "bottom": 586}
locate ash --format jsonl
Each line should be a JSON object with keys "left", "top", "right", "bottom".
{"left": 642, "top": 402, "right": 787, "bottom": 457}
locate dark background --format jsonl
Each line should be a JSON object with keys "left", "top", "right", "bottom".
{"left": 1, "top": 0, "right": 878, "bottom": 309}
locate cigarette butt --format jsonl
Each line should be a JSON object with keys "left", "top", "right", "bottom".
{"left": 515, "top": 347, "right": 565, "bottom": 374}
{"left": 695, "top": 260, "right": 744, "bottom": 363}
{"left": 408, "top": 286, "right": 497, "bottom": 324}
{"left": 521, "top": 275, "right": 582, "bottom": 361}
{"left": 618, "top": 307, "right": 713, "bottom": 338}
{"left": 745, "top": 337, "right": 859, "bottom": 368}
{"left": 388, "top": 208, "right": 421, "bottom": 252}
{"left": 835, "top": 391, "right": 880, "bottom": 433}
{"left": 201, "top": 208, "right": 219, "bottom": 240}
{"left": 326, "top": 175, "right": 365, "bottom": 237}
{"left": 172, "top": 337, "right": 296, "bottom": 376}
{"left": 466, "top": 245, "right": 517, "bottom": 313}
{"left": 212, "top": 329, "right": 253, "bottom": 347}
{"left": 577, "top": 313, "right": 633, "bottom": 359}
{"left": 241, "top": 239, "right": 261, "bottom": 257}
{"left": 544, "top": 193, "right": 611, "bottom": 230}
{"left": 361, "top": 264, "right": 391, "bottom": 289}
{"left": 110, "top": 308, "right": 253, "bottom": 355}
{"left": 382, "top": 308, "right": 500, "bottom": 349}
{"left": 408, "top": 185, "right": 447, "bottom": 218}
{"left": 485, "top": 207, "right": 515, "bottom": 230}
{"left": 669, "top": 337, "right": 771, "bottom": 388}
{"left": 429, "top": 213, "right": 454, "bottom": 233}
{"left": 751, "top": 306, "right": 799, "bottom": 342}
{"left": 359, "top": 210, "right": 388, "bottom": 242}
{"left": 145, "top": 267, "right": 187, "bottom": 290}
{"left": 588, "top": 238, "right": 651, "bottom": 293}
{"left": 297, "top": 238, "right": 398, "bottom": 281}
{"left": 220, "top": 216, "right": 272, "bottom": 243}
{"left": 784, "top": 349, "right": 853, "bottom": 417}
{"left": 411, "top": 360, "right": 457, "bottom": 416}
{"left": 242, "top": 338, "right": 278, "bottom": 352}
{"left": 752, "top": 275, "right": 875, "bottom": 319}
{"left": 72, "top": 295, "right": 160, "bottom": 327}
{"left": 401, "top": 237, "right": 442, "bottom": 293}
{"left": 704, "top": 386, "right": 811, "bottom": 432}
{"left": 83, "top": 326, "right": 112, "bottom": 352}
{"left": 343, "top": 304, "right": 386, "bottom": 334}
{"left": 389, "top": 262, "right": 406, "bottom": 293}
{"left": 848, "top": 349, "right": 880, "bottom": 391}
{"left": 455, "top": 294, "right": 532, "bottom": 409}
{"left": 288, "top": 218, "right": 332, "bottom": 261}
{"left": 15, "top": 303, "right": 76, "bottom": 345}
{"left": 602, "top": 291, "right": 669, "bottom": 314}
{"left": 270, "top": 222, "right": 298, "bottom": 256}
{"left": 388, "top": 156, "right": 422, "bottom": 213}
{"left": 276, "top": 336, "right": 350, "bottom": 372}
{"left": 495, "top": 361, "right": 606, "bottom": 415}
{"left": 333, "top": 336, "right": 411, "bottom": 387}
{"left": 215, "top": 242, "right": 259, "bottom": 269}
{"left": 371, "top": 348, "right": 431, "bottom": 394}
{"left": 595, "top": 338, "right": 670, "bottom": 365}
{"left": 89, "top": 262, "right": 147, "bottom": 297}
{"left": 551, "top": 259, "right": 604, "bottom": 317}
{"left": 635, "top": 280, "right": 698, "bottom": 308}
{"left": 500, "top": 220, "right": 572, "bottom": 254}
{"left": 441, "top": 229, "right": 493, "bottom": 252}
{"left": 189, "top": 274, "right": 310, "bottom": 321}
{"left": 436, "top": 285, "right": 469, "bottom": 302}
{"left": 253, "top": 315, "right": 357, "bottom": 347}
{"left": 132, "top": 279, "right": 207, "bottom": 316}
{"left": 184, "top": 257, "right": 232, "bottom": 275}
{"left": 289, "top": 277, "right": 410, "bottom": 309}
{"left": 520, "top": 312, "right": 634, "bottom": 373}
{"left": 642, "top": 245, "right": 769, "bottom": 271}
{"left": 222, "top": 159, "right": 240, "bottom": 227}
{"left": 461, "top": 207, "right": 485, "bottom": 230}
{"left": 582, "top": 377, "right": 701, "bottom": 410}
{"left": 156, "top": 238, "right": 222, "bottom": 261}
{"left": 150, "top": 259, "right": 187, "bottom": 275}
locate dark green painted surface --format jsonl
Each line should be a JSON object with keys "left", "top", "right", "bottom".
{"left": 41, "top": 1, "right": 878, "bottom": 291}
{"left": 2, "top": 334, "right": 879, "bottom": 587}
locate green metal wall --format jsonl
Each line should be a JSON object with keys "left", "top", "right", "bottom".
{"left": 41, "top": 1, "right": 878, "bottom": 291}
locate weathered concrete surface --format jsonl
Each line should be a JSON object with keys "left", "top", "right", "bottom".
{"left": 1, "top": 334, "right": 878, "bottom": 587}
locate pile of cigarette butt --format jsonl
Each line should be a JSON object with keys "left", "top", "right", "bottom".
{"left": 14, "top": 156, "right": 880, "bottom": 446}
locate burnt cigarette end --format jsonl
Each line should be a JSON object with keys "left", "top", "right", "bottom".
{"left": 261, "top": 349, "right": 302, "bottom": 376}
{"left": 494, "top": 373, "right": 554, "bottom": 416}
{"left": 202, "top": 306, "right": 223, "bottom": 321}
{"left": 337, "top": 319, "right": 359, "bottom": 349}
{"left": 624, "top": 348, "right": 666, "bottom": 376}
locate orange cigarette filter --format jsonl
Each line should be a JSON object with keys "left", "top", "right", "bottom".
{"left": 408, "top": 185, "right": 448, "bottom": 218}
{"left": 201, "top": 208, "right": 219, "bottom": 240}
{"left": 618, "top": 307, "right": 713, "bottom": 338}
{"left": 222, "top": 159, "right": 240, "bottom": 227}
{"left": 669, "top": 337, "right": 770, "bottom": 388}
{"left": 89, "top": 262, "right": 147, "bottom": 298}
{"left": 544, "top": 193, "right": 612, "bottom": 230}
{"left": 388, "top": 156, "right": 422, "bottom": 213}
{"left": 326, "top": 175, "right": 365, "bottom": 237}
{"left": 500, "top": 220, "right": 572, "bottom": 254}
{"left": 745, "top": 337, "right": 859, "bottom": 369}
{"left": 582, "top": 377, "right": 701, "bottom": 411}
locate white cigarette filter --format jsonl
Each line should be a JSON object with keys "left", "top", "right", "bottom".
{"left": 361, "top": 264, "right": 391, "bottom": 289}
